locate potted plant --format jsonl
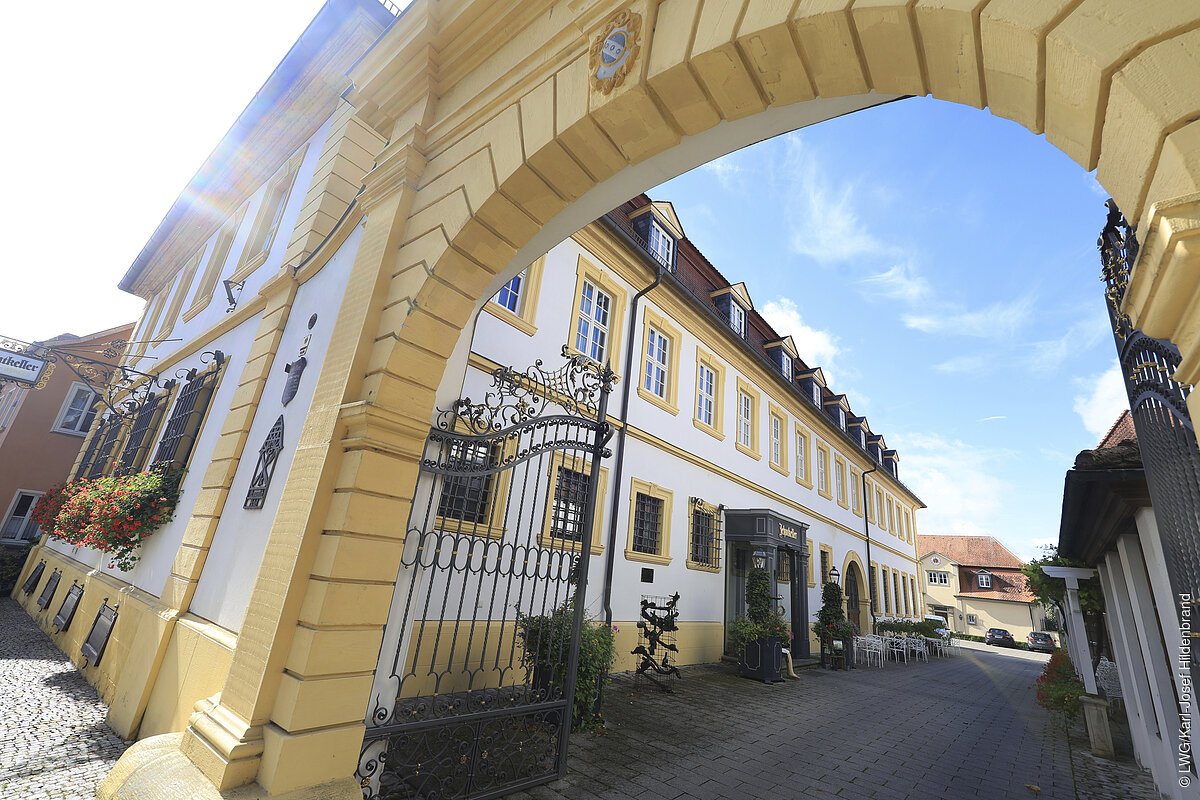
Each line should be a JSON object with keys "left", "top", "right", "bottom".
{"left": 516, "top": 600, "right": 615, "bottom": 730}
{"left": 731, "top": 566, "right": 788, "bottom": 683}
{"left": 812, "top": 581, "right": 857, "bottom": 669}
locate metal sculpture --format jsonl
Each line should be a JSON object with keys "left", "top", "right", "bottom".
{"left": 244, "top": 416, "right": 285, "bottom": 510}
{"left": 632, "top": 593, "right": 682, "bottom": 691}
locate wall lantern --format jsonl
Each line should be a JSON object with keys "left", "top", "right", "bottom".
{"left": 752, "top": 548, "right": 768, "bottom": 571}
{"left": 829, "top": 566, "right": 841, "bottom": 585}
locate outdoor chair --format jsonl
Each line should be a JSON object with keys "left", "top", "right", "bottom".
{"left": 907, "top": 638, "right": 929, "bottom": 662}
{"left": 924, "top": 637, "right": 946, "bottom": 658}
{"left": 886, "top": 637, "right": 908, "bottom": 664}
{"left": 854, "top": 636, "right": 884, "bottom": 668}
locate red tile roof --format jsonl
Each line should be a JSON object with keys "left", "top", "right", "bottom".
{"left": 917, "top": 534, "right": 1024, "bottom": 569}
{"left": 957, "top": 567, "right": 1036, "bottom": 603}
{"left": 1097, "top": 409, "right": 1136, "bottom": 449}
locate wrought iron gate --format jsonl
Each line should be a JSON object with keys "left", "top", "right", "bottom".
{"left": 358, "top": 348, "right": 616, "bottom": 800}
{"left": 1099, "top": 201, "right": 1200, "bottom": 613}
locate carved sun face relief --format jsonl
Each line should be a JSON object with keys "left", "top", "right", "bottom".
{"left": 590, "top": 11, "right": 641, "bottom": 95}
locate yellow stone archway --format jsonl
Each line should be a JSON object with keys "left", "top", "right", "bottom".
{"left": 103, "top": 2, "right": 1200, "bottom": 798}
{"left": 840, "top": 550, "right": 870, "bottom": 631}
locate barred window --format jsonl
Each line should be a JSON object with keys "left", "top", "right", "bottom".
{"left": 869, "top": 565, "right": 879, "bottom": 613}
{"left": 549, "top": 466, "right": 589, "bottom": 542}
{"left": 153, "top": 359, "right": 223, "bottom": 470}
{"left": 688, "top": 500, "right": 722, "bottom": 569}
{"left": 116, "top": 392, "right": 168, "bottom": 474}
{"left": 80, "top": 416, "right": 123, "bottom": 479}
{"left": 777, "top": 553, "right": 791, "bottom": 583}
{"left": 632, "top": 492, "right": 663, "bottom": 554}
{"left": 436, "top": 440, "right": 496, "bottom": 524}
{"left": 820, "top": 548, "right": 830, "bottom": 585}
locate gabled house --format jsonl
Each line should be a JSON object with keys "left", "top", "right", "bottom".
{"left": 918, "top": 533, "right": 1046, "bottom": 640}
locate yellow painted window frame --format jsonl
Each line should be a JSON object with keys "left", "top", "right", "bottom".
{"left": 875, "top": 488, "right": 885, "bottom": 529}
{"left": 154, "top": 251, "right": 203, "bottom": 343}
{"left": 806, "top": 542, "right": 816, "bottom": 587}
{"left": 819, "top": 543, "right": 834, "bottom": 585}
{"left": 734, "top": 377, "right": 760, "bottom": 460}
{"left": 184, "top": 205, "right": 248, "bottom": 323}
{"left": 539, "top": 450, "right": 607, "bottom": 555}
{"left": 850, "top": 467, "right": 862, "bottom": 516}
{"left": 815, "top": 441, "right": 832, "bottom": 499}
{"left": 433, "top": 428, "right": 518, "bottom": 540}
{"left": 482, "top": 255, "right": 545, "bottom": 336}
{"left": 625, "top": 477, "right": 673, "bottom": 566}
{"left": 834, "top": 455, "right": 849, "bottom": 509}
{"left": 794, "top": 423, "right": 812, "bottom": 488}
{"left": 686, "top": 497, "right": 722, "bottom": 573}
{"left": 768, "top": 403, "right": 788, "bottom": 476}
{"left": 636, "top": 309, "right": 681, "bottom": 416}
{"left": 231, "top": 145, "right": 308, "bottom": 284}
{"left": 566, "top": 255, "right": 627, "bottom": 377}
{"left": 692, "top": 348, "right": 725, "bottom": 441}
{"left": 886, "top": 495, "right": 896, "bottom": 534}
{"left": 903, "top": 508, "right": 913, "bottom": 543}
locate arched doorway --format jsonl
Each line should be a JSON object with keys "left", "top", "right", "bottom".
{"left": 148, "top": 3, "right": 1200, "bottom": 797}
{"left": 845, "top": 566, "right": 862, "bottom": 633}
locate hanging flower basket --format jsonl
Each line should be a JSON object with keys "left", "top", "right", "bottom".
{"left": 45, "top": 468, "right": 183, "bottom": 571}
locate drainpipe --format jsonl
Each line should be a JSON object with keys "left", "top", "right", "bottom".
{"left": 861, "top": 466, "right": 878, "bottom": 635}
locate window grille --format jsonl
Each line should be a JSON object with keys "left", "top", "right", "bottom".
{"left": 632, "top": 492, "right": 663, "bottom": 554}
{"left": 153, "top": 360, "right": 223, "bottom": 469}
{"left": 549, "top": 466, "right": 589, "bottom": 541}
{"left": 689, "top": 501, "right": 722, "bottom": 568}
{"left": 244, "top": 415, "right": 285, "bottom": 510}
{"left": 893, "top": 572, "right": 901, "bottom": 614}
{"left": 436, "top": 439, "right": 496, "bottom": 524}
{"left": 820, "top": 548, "right": 830, "bottom": 585}
{"left": 869, "top": 566, "right": 879, "bottom": 613}
{"left": 116, "top": 392, "right": 167, "bottom": 473}
{"left": 575, "top": 280, "right": 612, "bottom": 363}
{"left": 777, "top": 554, "right": 791, "bottom": 583}
{"left": 82, "top": 416, "right": 123, "bottom": 479}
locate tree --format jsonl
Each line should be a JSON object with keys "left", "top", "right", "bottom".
{"left": 1022, "top": 546, "right": 1107, "bottom": 668}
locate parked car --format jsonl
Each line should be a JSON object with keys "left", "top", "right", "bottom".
{"left": 1026, "top": 631, "right": 1057, "bottom": 653}
{"left": 984, "top": 628, "right": 1015, "bottom": 647}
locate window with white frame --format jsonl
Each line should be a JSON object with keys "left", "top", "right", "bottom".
{"left": 966, "top": 613, "right": 978, "bottom": 626}
{"left": 493, "top": 270, "right": 525, "bottom": 314}
{"left": 834, "top": 459, "right": 846, "bottom": 504}
{"left": 1, "top": 491, "right": 42, "bottom": 541}
{"left": 575, "top": 279, "right": 613, "bottom": 363}
{"left": 795, "top": 430, "right": 807, "bottom": 480}
{"left": 0, "top": 385, "right": 25, "bottom": 430}
{"left": 643, "top": 327, "right": 669, "bottom": 400}
{"left": 927, "top": 570, "right": 949, "bottom": 586}
{"left": 811, "top": 383, "right": 821, "bottom": 405}
{"left": 770, "top": 414, "right": 782, "bottom": 466}
{"left": 696, "top": 363, "right": 715, "bottom": 427}
{"left": 817, "top": 447, "right": 828, "bottom": 493}
{"left": 780, "top": 352, "right": 792, "bottom": 380}
{"left": 647, "top": 220, "right": 674, "bottom": 269}
{"left": 976, "top": 570, "right": 992, "bottom": 589}
{"left": 850, "top": 472, "right": 860, "bottom": 510}
{"left": 53, "top": 383, "right": 99, "bottom": 436}
{"left": 729, "top": 302, "right": 746, "bottom": 338}
{"left": 737, "top": 390, "right": 753, "bottom": 449}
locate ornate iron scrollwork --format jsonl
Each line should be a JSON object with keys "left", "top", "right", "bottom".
{"left": 438, "top": 345, "right": 619, "bottom": 434}
{"left": 244, "top": 416, "right": 285, "bottom": 510}
{"left": 632, "top": 593, "right": 682, "bottom": 691}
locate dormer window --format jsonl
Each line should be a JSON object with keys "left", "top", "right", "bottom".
{"left": 811, "top": 382, "right": 821, "bottom": 405}
{"left": 836, "top": 408, "right": 846, "bottom": 429}
{"left": 647, "top": 220, "right": 675, "bottom": 271}
{"left": 976, "top": 570, "right": 992, "bottom": 589}
{"left": 780, "top": 352, "right": 792, "bottom": 380}
{"left": 729, "top": 302, "right": 746, "bottom": 338}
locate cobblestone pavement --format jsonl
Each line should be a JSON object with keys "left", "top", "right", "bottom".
{"left": 0, "top": 598, "right": 129, "bottom": 800}
{"left": 514, "top": 648, "right": 1076, "bottom": 800}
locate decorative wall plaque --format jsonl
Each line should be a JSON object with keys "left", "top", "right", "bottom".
{"left": 244, "top": 415, "right": 285, "bottom": 510}
{"left": 590, "top": 11, "right": 641, "bottom": 95}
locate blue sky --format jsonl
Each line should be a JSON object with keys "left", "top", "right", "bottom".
{"left": 650, "top": 97, "right": 1128, "bottom": 559}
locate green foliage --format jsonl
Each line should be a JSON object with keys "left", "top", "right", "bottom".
{"left": 516, "top": 600, "right": 615, "bottom": 732}
{"left": 729, "top": 612, "right": 790, "bottom": 653}
{"left": 0, "top": 544, "right": 32, "bottom": 595}
{"left": 876, "top": 618, "right": 943, "bottom": 638}
{"left": 1036, "top": 649, "right": 1085, "bottom": 721}
{"left": 811, "top": 580, "right": 856, "bottom": 644}
{"left": 1023, "top": 546, "right": 1104, "bottom": 614}
{"left": 746, "top": 567, "right": 772, "bottom": 624}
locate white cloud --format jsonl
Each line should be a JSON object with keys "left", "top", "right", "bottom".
{"left": 859, "top": 262, "right": 931, "bottom": 304}
{"left": 903, "top": 295, "right": 1035, "bottom": 339}
{"left": 979, "top": 416, "right": 1007, "bottom": 423}
{"left": 760, "top": 297, "right": 842, "bottom": 383}
{"left": 781, "top": 137, "right": 888, "bottom": 264}
{"left": 890, "top": 432, "right": 1009, "bottom": 538}
{"left": 701, "top": 155, "right": 744, "bottom": 190}
{"left": 1029, "top": 313, "right": 1109, "bottom": 373}
{"left": 1073, "top": 366, "right": 1129, "bottom": 439}
{"left": 932, "top": 354, "right": 988, "bottom": 374}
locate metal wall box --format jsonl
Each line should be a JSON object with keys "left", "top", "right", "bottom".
{"left": 81, "top": 600, "right": 118, "bottom": 666}
{"left": 21, "top": 560, "right": 45, "bottom": 595}
{"left": 53, "top": 582, "right": 83, "bottom": 632}
{"left": 36, "top": 569, "right": 61, "bottom": 609}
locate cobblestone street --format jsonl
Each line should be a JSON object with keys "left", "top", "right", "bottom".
{"left": 0, "top": 598, "right": 129, "bottom": 800}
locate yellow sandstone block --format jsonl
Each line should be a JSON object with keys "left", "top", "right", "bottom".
{"left": 851, "top": 0, "right": 926, "bottom": 97}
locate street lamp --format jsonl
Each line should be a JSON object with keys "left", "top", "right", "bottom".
{"left": 828, "top": 565, "right": 840, "bottom": 585}
{"left": 752, "top": 548, "right": 768, "bottom": 571}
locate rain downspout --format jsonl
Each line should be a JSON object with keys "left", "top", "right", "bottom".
{"left": 862, "top": 465, "right": 878, "bottom": 635}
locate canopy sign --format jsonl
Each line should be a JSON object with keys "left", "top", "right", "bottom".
{"left": 0, "top": 345, "right": 48, "bottom": 386}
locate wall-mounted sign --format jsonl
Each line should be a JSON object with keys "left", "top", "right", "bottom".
{"left": 0, "top": 345, "right": 48, "bottom": 386}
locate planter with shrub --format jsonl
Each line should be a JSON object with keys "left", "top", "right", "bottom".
{"left": 516, "top": 599, "right": 615, "bottom": 731}
{"left": 730, "top": 566, "right": 788, "bottom": 683}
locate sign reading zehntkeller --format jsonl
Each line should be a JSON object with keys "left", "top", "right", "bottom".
{"left": 0, "top": 346, "right": 48, "bottom": 386}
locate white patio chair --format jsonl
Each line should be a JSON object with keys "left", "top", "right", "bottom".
{"left": 908, "top": 638, "right": 929, "bottom": 662}
{"left": 855, "top": 636, "right": 883, "bottom": 668}
{"left": 887, "top": 637, "right": 908, "bottom": 664}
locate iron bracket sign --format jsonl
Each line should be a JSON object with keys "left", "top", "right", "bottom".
{"left": 0, "top": 344, "right": 49, "bottom": 387}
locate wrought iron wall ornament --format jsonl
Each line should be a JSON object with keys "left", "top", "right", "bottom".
{"left": 438, "top": 344, "right": 619, "bottom": 434}
{"left": 223, "top": 279, "right": 245, "bottom": 313}
{"left": 358, "top": 350, "right": 615, "bottom": 800}
{"left": 81, "top": 599, "right": 118, "bottom": 667}
{"left": 632, "top": 593, "right": 682, "bottom": 691}
{"left": 53, "top": 582, "right": 83, "bottom": 631}
{"left": 245, "top": 415, "right": 285, "bottom": 510}
{"left": 36, "top": 569, "right": 61, "bottom": 610}
{"left": 21, "top": 560, "right": 45, "bottom": 595}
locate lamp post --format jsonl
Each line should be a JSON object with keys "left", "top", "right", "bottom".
{"left": 752, "top": 548, "right": 768, "bottom": 571}
{"left": 828, "top": 565, "right": 840, "bottom": 585}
